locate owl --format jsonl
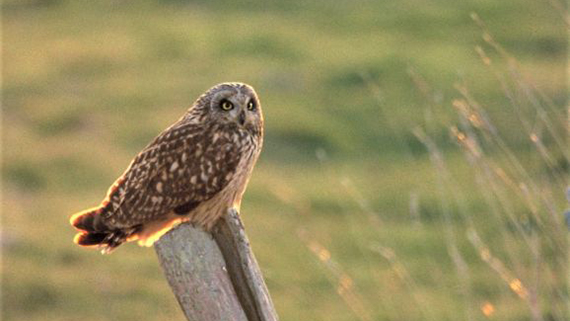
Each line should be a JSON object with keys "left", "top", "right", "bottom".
{"left": 70, "top": 82, "right": 264, "bottom": 253}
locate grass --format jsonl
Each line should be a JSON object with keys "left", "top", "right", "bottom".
{"left": 2, "top": 0, "right": 568, "bottom": 320}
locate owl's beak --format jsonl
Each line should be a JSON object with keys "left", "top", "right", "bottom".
{"left": 238, "top": 111, "right": 246, "bottom": 126}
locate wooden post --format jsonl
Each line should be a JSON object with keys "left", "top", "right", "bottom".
{"left": 154, "top": 209, "right": 279, "bottom": 321}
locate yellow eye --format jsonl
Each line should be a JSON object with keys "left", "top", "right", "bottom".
{"left": 247, "top": 100, "right": 256, "bottom": 111}
{"left": 220, "top": 100, "right": 234, "bottom": 111}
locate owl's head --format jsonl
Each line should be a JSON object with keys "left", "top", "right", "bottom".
{"left": 193, "top": 82, "right": 263, "bottom": 135}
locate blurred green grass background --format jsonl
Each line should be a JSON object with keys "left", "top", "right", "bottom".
{"left": 2, "top": 0, "right": 568, "bottom": 320}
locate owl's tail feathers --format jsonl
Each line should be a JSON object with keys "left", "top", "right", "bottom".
{"left": 70, "top": 206, "right": 109, "bottom": 233}
{"left": 73, "top": 230, "right": 128, "bottom": 254}
{"left": 70, "top": 206, "right": 136, "bottom": 254}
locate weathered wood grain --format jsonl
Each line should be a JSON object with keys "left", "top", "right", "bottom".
{"left": 213, "top": 209, "right": 279, "bottom": 321}
{"left": 154, "top": 209, "right": 279, "bottom": 321}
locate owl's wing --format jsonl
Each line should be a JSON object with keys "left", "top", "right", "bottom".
{"left": 105, "top": 121, "right": 242, "bottom": 226}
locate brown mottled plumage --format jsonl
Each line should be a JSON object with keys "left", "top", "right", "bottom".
{"left": 70, "top": 83, "right": 264, "bottom": 253}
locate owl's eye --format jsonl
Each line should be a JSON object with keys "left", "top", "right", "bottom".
{"left": 220, "top": 100, "right": 234, "bottom": 111}
{"left": 247, "top": 100, "right": 256, "bottom": 111}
